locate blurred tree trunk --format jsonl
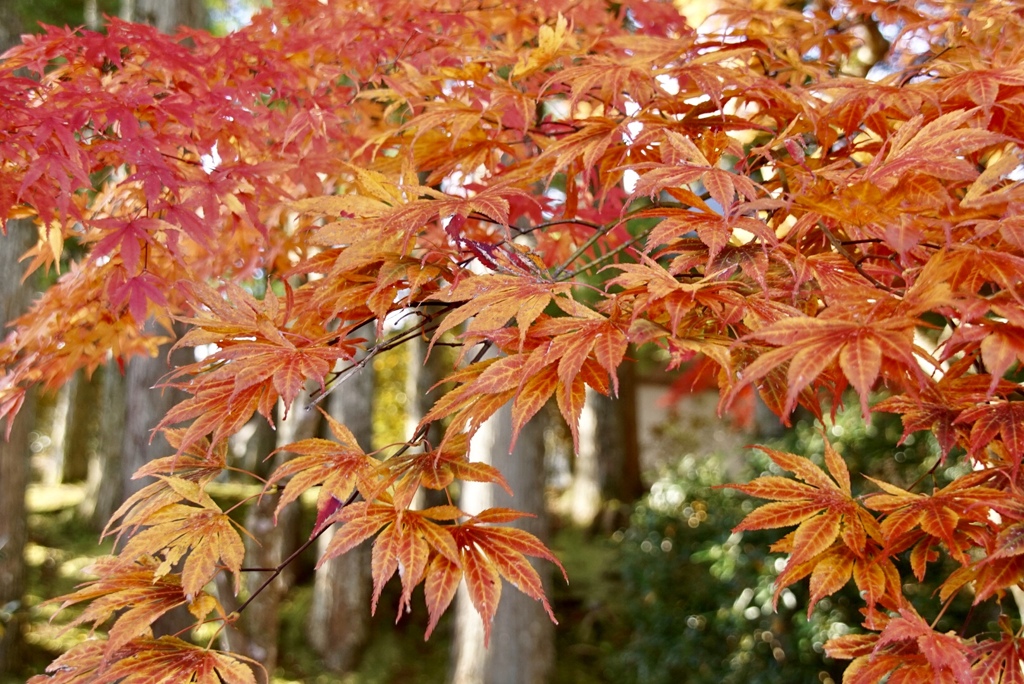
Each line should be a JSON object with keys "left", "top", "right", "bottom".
{"left": 449, "top": 399, "right": 553, "bottom": 684}
{"left": 405, "top": 333, "right": 447, "bottom": 450}
{"left": 120, "top": 0, "right": 207, "bottom": 33}
{"left": 214, "top": 417, "right": 275, "bottom": 661}
{"left": 111, "top": 0, "right": 206, "bottom": 489}
{"left": 120, "top": 323, "right": 198, "bottom": 642}
{"left": 75, "top": 0, "right": 210, "bottom": 513}
{"left": 0, "top": 219, "right": 35, "bottom": 674}
{"left": 0, "top": 1, "right": 24, "bottom": 52}
{"left": 406, "top": 332, "right": 449, "bottom": 509}
{"left": 216, "top": 399, "right": 316, "bottom": 672}
{"left": 306, "top": 327, "right": 375, "bottom": 673}
{"left": 84, "top": 0, "right": 101, "bottom": 30}
{"left": 79, "top": 360, "right": 126, "bottom": 530}
{"left": 567, "top": 362, "right": 643, "bottom": 528}
{"left": 0, "top": 8, "right": 31, "bottom": 673}
{"left": 44, "top": 380, "right": 72, "bottom": 484}
{"left": 119, "top": 322, "right": 192, "bottom": 498}
{"left": 61, "top": 369, "right": 100, "bottom": 483}
{"left": 88, "top": 0, "right": 210, "bottom": 642}
{"left": 238, "top": 401, "right": 313, "bottom": 672}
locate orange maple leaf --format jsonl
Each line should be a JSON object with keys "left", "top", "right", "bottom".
{"left": 443, "top": 508, "right": 568, "bottom": 646}
{"left": 381, "top": 433, "right": 511, "bottom": 510}
{"left": 728, "top": 442, "right": 883, "bottom": 607}
{"left": 47, "top": 556, "right": 218, "bottom": 656}
{"left": 267, "top": 410, "right": 380, "bottom": 527}
{"left": 971, "top": 623, "right": 1024, "bottom": 684}
{"left": 864, "top": 468, "right": 1007, "bottom": 565}
{"left": 733, "top": 311, "right": 929, "bottom": 420}
{"left": 28, "top": 636, "right": 259, "bottom": 684}
{"left": 118, "top": 477, "right": 245, "bottom": 598}
{"left": 316, "top": 501, "right": 462, "bottom": 619}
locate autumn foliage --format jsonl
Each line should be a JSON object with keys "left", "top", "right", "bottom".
{"left": 3, "top": 0, "right": 1024, "bottom": 680}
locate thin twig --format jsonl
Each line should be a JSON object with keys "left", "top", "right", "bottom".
{"left": 233, "top": 489, "right": 359, "bottom": 616}
{"left": 818, "top": 220, "right": 894, "bottom": 293}
{"left": 551, "top": 219, "right": 627, "bottom": 278}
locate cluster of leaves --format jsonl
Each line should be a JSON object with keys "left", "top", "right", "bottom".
{"left": 3, "top": 0, "right": 1024, "bottom": 680}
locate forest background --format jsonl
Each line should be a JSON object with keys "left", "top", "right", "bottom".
{"left": 2, "top": 1, "right": 1024, "bottom": 683}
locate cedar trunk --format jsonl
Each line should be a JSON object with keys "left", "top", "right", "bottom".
{"left": 306, "top": 328, "right": 376, "bottom": 672}
{"left": 0, "top": 220, "right": 35, "bottom": 677}
{"left": 567, "top": 363, "right": 643, "bottom": 529}
{"left": 449, "top": 400, "right": 554, "bottom": 684}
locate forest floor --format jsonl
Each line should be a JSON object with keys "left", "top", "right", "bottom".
{"left": 8, "top": 484, "right": 630, "bottom": 684}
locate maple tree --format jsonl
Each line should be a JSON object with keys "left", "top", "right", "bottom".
{"left": 3, "top": 0, "right": 1024, "bottom": 680}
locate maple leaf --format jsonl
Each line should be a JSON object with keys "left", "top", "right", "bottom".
{"left": 173, "top": 281, "right": 356, "bottom": 412}
{"left": 636, "top": 205, "right": 776, "bottom": 264}
{"left": 875, "top": 374, "right": 1011, "bottom": 458}
{"left": 939, "top": 521, "right": 1024, "bottom": 605}
{"left": 316, "top": 501, "right": 462, "bottom": 618}
{"left": 728, "top": 442, "right": 882, "bottom": 607}
{"left": 874, "top": 607, "right": 974, "bottom": 684}
{"left": 266, "top": 410, "right": 380, "bottom": 529}
{"left": 45, "top": 556, "right": 218, "bottom": 656}
{"left": 864, "top": 468, "right": 1006, "bottom": 565}
{"left": 118, "top": 477, "right": 245, "bottom": 598}
{"left": 868, "top": 109, "right": 1006, "bottom": 190}
{"left": 103, "top": 431, "right": 227, "bottom": 541}
{"left": 971, "top": 622, "right": 1024, "bottom": 684}
{"left": 420, "top": 358, "right": 519, "bottom": 448}
{"left": 430, "top": 274, "right": 573, "bottom": 354}
{"left": 731, "top": 310, "right": 928, "bottom": 420}
{"left": 422, "top": 316, "right": 614, "bottom": 452}
{"left": 424, "top": 553, "right": 463, "bottom": 639}
{"left": 9, "top": 0, "right": 1024, "bottom": 673}
{"left": 381, "top": 433, "right": 511, "bottom": 510}
{"left": 444, "top": 509, "right": 568, "bottom": 646}
{"left": 28, "top": 636, "right": 259, "bottom": 684}
{"left": 157, "top": 378, "right": 275, "bottom": 459}
{"left": 955, "top": 401, "right": 1024, "bottom": 474}
{"left": 513, "top": 14, "right": 572, "bottom": 79}
{"left": 826, "top": 606, "right": 975, "bottom": 683}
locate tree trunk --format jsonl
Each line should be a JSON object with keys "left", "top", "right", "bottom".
{"left": 120, "top": 325, "right": 191, "bottom": 498}
{"left": 567, "top": 362, "right": 643, "bottom": 529}
{"left": 116, "top": 327, "right": 200, "bottom": 642}
{"left": 307, "top": 329, "right": 375, "bottom": 673}
{"left": 99, "top": 1, "right": 209, "bottom": 642}
{"left": 449, "top": 400, "right": 554, "bottom": 684}
{"left": 43, "top": 379, "right": 72, "bottom": 485}
{"left": 62, "top": 369, "right": 100, "bottom": 483}
{"left": 0, "top": 13, "right": 32, "bottom": 674}
{"left": 405, "top": 332, "right": 450, "bottom": 509}
{"left": 79, "top": 360, "right": 127, "bottom": 531}
{"left": 405, "top": 333, "right": 448, "bottom": 450}
{"left": 101, "top": 0, "right": 206, "bottom": 502}
{"left": 120, "top": 0, "right": 207, "bottom": 33}
{"left": 84, "top": 0, "right": 101, "bottom": 30}
{"left": 0, "top": 219, "right": 35, "bottom": 676}
{"left": 0, "top": 1, "right": 24, "bottom": 54}
{"left": 217, "top": 398, "right": 314, "bottom": 672}
{"left": 234, "top": 415, "right": 284, "bottom": 671}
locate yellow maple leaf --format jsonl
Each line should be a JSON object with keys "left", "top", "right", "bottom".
{"left": 513, "top": 14, "right": 571, "bottom": 79}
